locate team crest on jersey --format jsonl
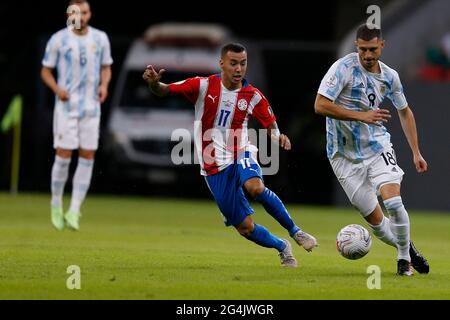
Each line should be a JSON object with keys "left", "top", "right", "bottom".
{"left": 326, "top": 75, "right": 337, "bottom": 88}
{"left": 237, "top": 99, "right": 248, "bottom": 111}
{"left": 380, "top": 85, "right": 386, "bottom": 95}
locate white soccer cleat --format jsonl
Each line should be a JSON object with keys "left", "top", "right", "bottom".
{"left": 279, "top": 240, "right": 297, "bottom": 268}
{"left": 51, "top": 205, "right": 65, "bottom": 231}
{"left": 65, "top": 210, "right": 81, "bottom": 231}
{"left": 292, "top": 230, "right": 318, "bottom": 252}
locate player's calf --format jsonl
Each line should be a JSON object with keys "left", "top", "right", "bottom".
{"left": 384, "top": 196, "right": 410, "bottom": 261}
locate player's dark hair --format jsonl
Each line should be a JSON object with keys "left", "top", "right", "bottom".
{"left": 68, "top": 0, "right": 89, "bottom": 6}
{"left": 356, "top": 24, "right": 382, "bottom": 41}
{"left": 221, "top": 43, "right": 246, "bottom": 58}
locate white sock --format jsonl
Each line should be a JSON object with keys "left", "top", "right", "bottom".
{"left": 69, "top": 158, "right": 94, "bottom": 213}
{"left": 384, "top": 196, "right": 410, "bottom": 262}
{"left": 368, "top": 215, "right": 397, "bottom": 248}
{"left": 51, "top": 156, "right": 71, "bottom": 208}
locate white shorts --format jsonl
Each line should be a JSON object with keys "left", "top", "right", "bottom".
{"left": 53, "top": 108, "right": 100, "bottom": 150}
{"left": 330, "top": 148, "right": 404, "bottom": 217}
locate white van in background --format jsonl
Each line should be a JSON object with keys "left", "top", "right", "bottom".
{"left": 105, "top": 23, "right": 266, "bottom": 184}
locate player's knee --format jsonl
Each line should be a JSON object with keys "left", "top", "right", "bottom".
{"left": 245, "top": 181, "right": 265, "bottom": 199}
{"left": 79, "top": 149, "right": 96, "bottom": 160}
{"left": 56, "top": 149, "right": 72, "bottom": 159}
{"left": 350, "top": 189, "right": 378, "bottom": 220}
{"left": 236, "top": 219, "right": 255, "bottom": 238}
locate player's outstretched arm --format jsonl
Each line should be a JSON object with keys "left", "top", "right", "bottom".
{"left": 143, "top": 65, "right": 170, "bottom": 97}
{"left": 315, "top": 94, "right": 391, "bottom": 126}
{"left": 398, "top": 106, "right": 428, "bottom": 173}
{"left": 267, "top": 122, "right": 291, "bottom": 151}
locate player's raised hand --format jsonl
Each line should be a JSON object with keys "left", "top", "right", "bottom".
{"left": 143, "top": 65, "right": 166, "bottom": 85}
{"left": 414, "top": 153, "right": 428, "bottom": 173}
{"left": 279, "top": 134, "right": 291, "bottom": 151}
{"left": 360, "top": 109, "right": 391, "bottom": 126}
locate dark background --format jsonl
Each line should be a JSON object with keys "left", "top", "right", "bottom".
{"left": 0, "top": 0, "right": 403, "bottom": 205}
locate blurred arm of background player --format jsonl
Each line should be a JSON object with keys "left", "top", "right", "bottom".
{"left": 41, "top": 65, "right": 112, "bottom": 104}
{"left": 41, "top": 66, "right": 69, "bottom": 101}
{"left": 98, "top": 65, "right": 112, "bottom": 103}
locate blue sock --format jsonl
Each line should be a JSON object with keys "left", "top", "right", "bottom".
{"left": 247, "top": 224, "right": 286, "bottom": 252}
{"left": 256, "top": 188, "right": 300, "bottom": 236}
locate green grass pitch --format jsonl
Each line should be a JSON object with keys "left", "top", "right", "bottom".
{"left": 0, "top": 193, "right": 449, "bottom": 300}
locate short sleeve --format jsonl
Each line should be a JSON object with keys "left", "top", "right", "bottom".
{"left": 251, "top": 92, "right": 276, "bottom": 128}
{"left": 101, "top": 32, "right": 113, "bottom": 66}
{"left": 42, "top": 34, "right": 59, "bottom": 68}
{"left": 317, "top": 60, "right": 350, "bottom": 101}
{"left": 388, "top": 71, "right": 408, "bottom": 110}
{"left": 168, "top": 77, "right": 200, "bottom": 104}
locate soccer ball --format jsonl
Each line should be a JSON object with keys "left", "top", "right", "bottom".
{"left": 336, "top": 224, "right": 372, "bottom": 260}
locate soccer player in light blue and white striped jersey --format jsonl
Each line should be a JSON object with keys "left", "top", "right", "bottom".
{"left": 315, "top": 24, "right": 429, "bottom": 276}
{"left": 41, "top": 0, "right": 112, "bottom": 231}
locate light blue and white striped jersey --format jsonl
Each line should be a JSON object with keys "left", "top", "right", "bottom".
{"left": 42, "top": 27, "right": 113, "bottom": 117}
{"left": 318, "top": 52, "right": 407, "bottom": 161}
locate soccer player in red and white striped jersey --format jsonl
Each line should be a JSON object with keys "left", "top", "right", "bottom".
{"left": 143, "top": 43, "right": 317, "bottom": 267}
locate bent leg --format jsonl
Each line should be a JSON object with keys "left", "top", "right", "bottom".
{"left": 364, "top": 203, "right": 397, "bottom": 248}
{"left": 330, "top": 155, "right": 397, "bottom": 248}
{"left": 245, "top": 177, "right": 300, "bottom": 236}
{"left": 236, "top": 216, "right": 285, "bottom": 252}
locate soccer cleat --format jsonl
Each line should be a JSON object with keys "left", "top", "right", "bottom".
{"left": 64, "top": 210, "right": 81, "bottom": 231}
{"left": 292, "top": 230, "right": 318, "bottom": 252}
{"left": 409, "top": 241, "right": 430, "bottom": 274}
{"left": 279, "top": 240, "right": 297, "bottom": 268}
{"left": 51, "top": 206, "right": 65, "bottom": 231}
{"left": 397, "top": 259, "right": 413, "bottom": 276}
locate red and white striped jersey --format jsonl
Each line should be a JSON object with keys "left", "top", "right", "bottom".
{"left": 169, "top": 74, "right": 276, "bottom": 176}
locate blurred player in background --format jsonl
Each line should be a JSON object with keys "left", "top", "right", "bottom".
{"left": 143, "top": 43, "right": 317, "bottom": 267}
{"left": 315, "top": 24, "right": 429, "bottom": 276}
{"left": 41, "top": 0, "right": 113, "bottom": 230}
